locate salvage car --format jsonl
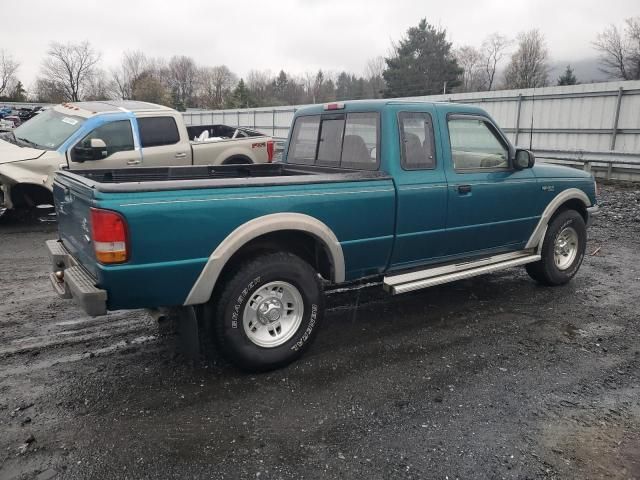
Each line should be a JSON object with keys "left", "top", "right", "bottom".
{"left": 0, "top": 100, "right": 274, "bottom": 215}
{"left": 46, "top": 100, "right": 599, "bottom": 371}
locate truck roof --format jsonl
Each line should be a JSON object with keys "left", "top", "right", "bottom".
{"left": 294, "top": 99, "right": 486, "bottom": 117}
{"left": 53, "top": 100, "right": 173, "bottom": 118}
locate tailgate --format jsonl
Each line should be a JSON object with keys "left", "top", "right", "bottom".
{"left": 53, "top": 173, "right": 99, "bottom": 278}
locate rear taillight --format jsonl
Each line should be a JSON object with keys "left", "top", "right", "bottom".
{"left": 90, "top": 208, "right": 129, "bottom": 264}
{"left": 267, "top": 140, "right": 274, "bottom": 163}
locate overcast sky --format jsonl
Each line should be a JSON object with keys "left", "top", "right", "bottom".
{"left": 2, "top": 0, "right": 637, "bottom": 88}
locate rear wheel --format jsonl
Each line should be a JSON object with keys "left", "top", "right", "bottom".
{"left": 525, "top": 209, "right": 586, "bottom": 286}
{"left": 204, "top": 252, "right": 324, "bottom": 372}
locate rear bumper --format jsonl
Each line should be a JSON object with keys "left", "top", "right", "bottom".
{"left": 46, "top": 239, "right": 107, "bottom": 316}
{"left": 587, "top": 205, "right": 600, "bottom": 227}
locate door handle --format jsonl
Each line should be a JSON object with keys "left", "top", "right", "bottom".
{"left": 457, "top": 184, "right": 472, "bottom": 194}
{"left": 127, "top": 159, "right": 141, "bottom": 165}
{"left": 175, "top": 152, "right": 187, "bottom": 159}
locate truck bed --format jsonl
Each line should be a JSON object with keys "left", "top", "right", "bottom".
{"left": 61, "top": 164, "right": 391, "bottom": 193}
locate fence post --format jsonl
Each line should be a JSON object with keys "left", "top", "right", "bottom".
{"left": 222, "top": 111, "right": 226, "bottom": 124}
{"left": 609, "top": 87, "right": 623, "bottom": 151}
{"left": 584, "top": 161, "right": 591, "bottom": 173}
{"left": 253, "top": 110, "right": 257, "bottom": 129}
{"left": 514, "top": 93, "right": 523, "bottom": 146}
{"left": 237, "top": 111, "right": 240, "bottom": 127}
{"left": 272, "top": 110, "right": 276, "bottom": 136}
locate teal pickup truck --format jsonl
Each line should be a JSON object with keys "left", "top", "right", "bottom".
{"left": 47, "top": 100, "right": 599, "bottom": 371}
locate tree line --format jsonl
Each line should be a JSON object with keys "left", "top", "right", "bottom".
{"left": 0, "top": 16, "right": 638, "bottom": 109}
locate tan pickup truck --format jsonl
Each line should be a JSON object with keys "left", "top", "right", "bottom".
{"left": 0, "top": 100, "right": 274, "bottom": 215}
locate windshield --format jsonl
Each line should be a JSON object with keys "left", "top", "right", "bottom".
{"left": 13, "top": 109, "right": 85, "bottom": 150}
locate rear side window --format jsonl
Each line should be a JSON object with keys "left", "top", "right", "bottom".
{"left": 398, "top": 112, "right": 436, "bottom": 170}
{"left": 287, "top": 112, "right": 379, "bottom": 170}
{"left": 138, "top": 116, "right": 180, "bottom": 147}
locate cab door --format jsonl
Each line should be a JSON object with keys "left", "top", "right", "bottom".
{"left": 387, "top": 106, "right": 449, "bottom": 270}
{"left": 67, "top": 116, "right": 141, "bottom": 169}
{"left": 438, "top": 110, "right": 540, "bottom": 257}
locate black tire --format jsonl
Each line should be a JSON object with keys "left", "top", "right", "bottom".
{"left": 204, "top": 252, "right": 324, "bottom": 372}
{"left": 525, "top": 209, "right": 587, "bottom": 286}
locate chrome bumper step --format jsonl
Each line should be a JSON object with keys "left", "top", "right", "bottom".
{"left": 383, "top": 251, "right": 540, "bottom": 295}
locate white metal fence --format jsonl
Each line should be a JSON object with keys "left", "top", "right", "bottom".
{"left": 183, "top": 80, "right": 640, "bottom": 181}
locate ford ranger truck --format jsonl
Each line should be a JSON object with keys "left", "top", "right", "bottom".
{"left": 0, "top": 100, "right": 274, "bottom": 216}
{"left": 46, "top": 100, "right": 599, "bottom": 371}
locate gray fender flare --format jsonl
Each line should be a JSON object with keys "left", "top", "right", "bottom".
{"left": 525, "top": 188, "right": 591, "bottom": 250}
{"left": 184, "top": 213, "right": 345, "bottom": 305}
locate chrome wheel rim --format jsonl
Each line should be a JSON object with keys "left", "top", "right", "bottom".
{"left": 243, "top": 281, "right": 304, "bottom": 348}
{"left": 554, "top": 226, "right": 579, "bottom": 270}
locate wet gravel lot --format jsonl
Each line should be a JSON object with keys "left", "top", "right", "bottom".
{"left": 1, "top": 182, "right": 639, "bottom": 480}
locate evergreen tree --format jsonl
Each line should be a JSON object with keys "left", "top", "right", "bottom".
{"left": 227, "top": 79, "right": 256, "bottom": 108}
{"left": 557, "top": 65, "right": 578, "bottom": 85}
{"left": 383, "top": 19, "right": 461, "bottom": 98}
{"left": 8, "top": 81, "right": 26, "bottom": 102}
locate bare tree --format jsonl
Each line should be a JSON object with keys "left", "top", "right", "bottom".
{"left": 197, "top": 65, "right": 237, "bottom": 108}
{"left": 0, "top": 50, "right": 20, "bottom": 97}
{"left": 166, "top": 55, "right": 197, "bottom": 109}
{"left": 593, "top": 17, "right": 640, "bottom": 80}
{"left": 481, "top": 33, "right": 510, "bottom": 90}
{"left": 364, "top": 56, "right": 386, "bottom": 98}
{"left": 85, "top": 69, "right": 113, "bottom": 101}
{"left": 40, "top": 41, "right": 101, "bottom": 101}
{"left": 503, "top": 30, "right": 549, "bottom": 89}
{"left": 454, "top": 46, "right": 483, "bottom": 92}
{"left": 111, "top": 50, "right": 149, "bottom": 99}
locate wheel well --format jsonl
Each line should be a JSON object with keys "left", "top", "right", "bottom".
{"left": 214, "top": 230, "right": 333, "bottom": 293}
{"left": 222, "top": 155, "right": 253, "bottom": 165}
{"left": 10, "top": 183, "right": 53, "bottom": 208}
{"left": 553, "top": 198, "right": 588, "bottom": 223}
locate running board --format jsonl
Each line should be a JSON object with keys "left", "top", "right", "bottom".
{"left": 383, "top": 251, "right": 540, "bottom": 295}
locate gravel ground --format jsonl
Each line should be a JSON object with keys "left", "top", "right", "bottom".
{"left": 0, "top": 182, "right": 639, "bottom": 480}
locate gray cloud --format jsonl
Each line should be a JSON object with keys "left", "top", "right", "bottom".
{"left": 3, "top": 0, "right": 638, "bottom": 89}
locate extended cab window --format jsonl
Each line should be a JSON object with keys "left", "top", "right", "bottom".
{"left": 288, "top": 112, "right": 379, "bottom": 170}
{"left": 448, "top": 117, "right": 509, "bottom": 171}
{"left": 72, "top": 120, "right": 134, "bottom": 162}
{"left": 138, "top": 117, "right": 180, "bottom": 147}
{"left": 399, "top": 112, "right": 436, "bottom": 169}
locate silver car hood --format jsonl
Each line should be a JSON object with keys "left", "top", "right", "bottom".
{"left": 0, "top": 139, "right": 47, "bottom": 164}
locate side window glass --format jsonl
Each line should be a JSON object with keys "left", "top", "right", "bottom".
{"left": 138, "top": 117, "right": 180, "bottom": 147}
{"left": 72, "top": 120, "right": 134, "bottom": 162}
{"left": 288, "top": 116, "right": 320, "bottom": 165}
{"left": 316, "top": 118, "right": 344, "bottom": 167}
{"left": 341, "top": 112, "right": 378, "bottom": 170}
{"left": 448, "top": 118, "right": 508, "bottom": 171}
{"left": 399, "top": 112, "right": 436, "bottom": 170}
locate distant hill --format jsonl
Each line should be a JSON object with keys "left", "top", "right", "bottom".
{"left": 548, "top": 57, "right": 611, "bottom": 84}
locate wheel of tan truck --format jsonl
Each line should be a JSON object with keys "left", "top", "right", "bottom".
{"left": 222, "top": 156, "right": 252, "bottom": 165}
{"left": 525, "top": 209, "right": 587, "bottom": 286}
{"left": 204, "top": 252, "right": 324, "bottom": 371}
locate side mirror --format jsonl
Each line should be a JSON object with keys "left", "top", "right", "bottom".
{"left": 71, "top": 138, "right": 108, "bottom": 163}
{"left": 514, "top": 149, "right": 535, "bottom": 169}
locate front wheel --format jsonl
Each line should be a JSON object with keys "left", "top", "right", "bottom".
{"left": 525, "top": 209, "right": 587, "bottom": 286}
{"left": 205, "top": 252, "right": 324, "bottom": 372}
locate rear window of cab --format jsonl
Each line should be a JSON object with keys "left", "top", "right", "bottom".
{"left": 287, "top": 112, "right": 380, "bottom": 170}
